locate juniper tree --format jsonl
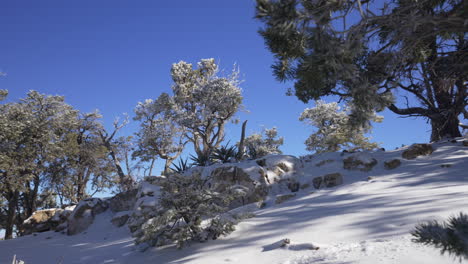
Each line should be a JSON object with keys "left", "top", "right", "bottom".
{"left": 134, "top": 59, "right": 243, "bottom": 173}
{"left": 243, "top": 127, "right": 284, "bottom": 158}
{"left": 256, "top": 0, "right": 467, "bottom": 141}
{"left": 300, "top": 100, "right": 381, "bottom": 153}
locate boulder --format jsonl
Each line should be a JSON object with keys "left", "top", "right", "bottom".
{"left": 462, "top": 140, "right": 468, "bottom": 147}
{"left": 211, "top": 166, "right": 268, "bottom": 207}
{"left": 67, "top": 198, "right": 108, "bottom": 235}
{"left": 287, "top": 181, "right": 300, "bottom": 192}
{"left": 323, "top": 173, "right": 343, "bottom": 187}
{"left": 111, "top": 211, "right": 131, "bottom": 227}
{"left": 108, "top": 189, "right": 138, "bottom": 212}
{"left": 402, "top": 143, "right": 434, "bottom": 160}
{"left": 22, "top": 209, "right": 62, "bottom": 235}
{"left": 256, "top": 159, "right": 266, "bottom": 167}
{"left": 275, "top": 194, "right": 296, "bottom": 204}
{"left": 343, "top": 153, "right": 377, "bottom": 172}
{"left": 384, "top": 159, "right": 401, "bottom": 170}
{"left": 312, "top": 177, "right": 323, "bottom": 189}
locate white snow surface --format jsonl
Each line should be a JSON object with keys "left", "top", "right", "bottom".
{"left": 1, "top": 139, "right": 467, "bottom": 264}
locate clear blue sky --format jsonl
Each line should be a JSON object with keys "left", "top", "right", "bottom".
{"left": 0, "top": 0, "right": 431, "bottom": 174}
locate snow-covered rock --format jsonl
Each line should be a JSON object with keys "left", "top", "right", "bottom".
{"left": 402, "top": 143, "right": 434, "bottom": 159}
{"left": 343, "top": 152, "right": 378, "bottom": 172}
{"left": 67, "top": 198, "right": 108, "bottom": 235}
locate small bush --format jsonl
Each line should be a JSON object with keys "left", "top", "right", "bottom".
{"left": 412, "top": 213, "right": 468, "bottom": 261}
{"left": 134, "top": 173, "right": 246, "bottom": 249}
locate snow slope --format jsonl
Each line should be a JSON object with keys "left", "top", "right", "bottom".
{"left": 1, "top": 139, "right": 467, "bottom": 264}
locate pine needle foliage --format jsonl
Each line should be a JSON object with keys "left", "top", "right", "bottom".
{"left": 412, "top": 213, "right": 468, "bottom": 261}
{"left": 135, "top": 173, "right": 245, "bottom": 249}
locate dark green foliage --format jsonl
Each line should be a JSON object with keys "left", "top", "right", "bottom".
{"left": 135, "top": 173, "right": 244, "bottom": 249}
{"left": 211, "top": 142, "right": 238, "bottom": 163}
{"left": 190, "top": 152, "right": 212, "bottom": 167}
{"left": 255, "top": 0, "right": 467, "bottom": 141}
{"left": 412, "top": 213, "right": 468, "bottom": 261}
{"left": 170, "top": 157, "right": 192, "bottom": 173}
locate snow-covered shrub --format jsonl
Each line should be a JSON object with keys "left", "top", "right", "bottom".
{"left": 244, "top": 127, "right": 284, "bottom": 159}
{"left": 299, "top": 100, "right": 380, "bottom": 153}
{"left": 134, "top": 173, "right": 246, "bottom": 249}
{"left": 412, "top": 212, "right": 468, "bottom": 260}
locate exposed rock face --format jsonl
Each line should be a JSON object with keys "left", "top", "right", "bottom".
{"left": 67, "top": 198, "right": 108, "bottom": 235}
{"left": 111, "top": 211, "right": 131, "bottom": 227}
{"left": 323, "top": 173, "right": 343, "bottom": 188}
{"left": 402, "top": 143, "right": 434, "bottom": 160}
{"left": 108, "top": 189, "right": 138, "bottom": 212}
{"left": 275, "top": 194, "right": 296, "bottom": 204}
{"left": 384, "top": 159, "right": 402, "bottom": 170}
{"left": 343, "top": 153, "right": 378, "bottom": 172}
{"left": 211, "top": 166, "right": 268, "bottom": 207}
{"left": 22, "top": 206, "right": 75, "bottom": 235}
{"left": 312, "top": 177, "right": 323, "bottom": 189}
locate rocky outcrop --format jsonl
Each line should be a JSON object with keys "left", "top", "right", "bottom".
{"left": 275, "top": 194, "right": 296, "bottom": 204}
{"left": 323, "top": 173, "right": 343, "bottom": 187}
{"left": 22, "top": 207, "right": 75, "bottom": 235}
{"left": 343, "top": 153, "right": 377, "bottom": 172}
{"left": 211, "top": 166, "right": 268, "bottom": 207}
{"left": 402, "top": 144, "right": 433, "bottom": 160}
{"left": 108, "top": 189, "right": 138, "bottom": 212}
{"left": 111, "top": 211, "right": 131, "bottom": 227}
{"left": 384, "top": 159, "right": 401, "bottom": 170}
{"left": 67, "top": 198, "right": 108, "bottom": 235}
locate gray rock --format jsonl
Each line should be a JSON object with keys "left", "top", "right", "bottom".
{"left": 343, "top": 155, "right": 377, "bottom": 172}
{"left": 111, "top": 212, "right": 131, "bottom": 227}
{"left": 312, "top": 177, "right": 323, "bottom": 189}
{"left": 402, "top": 143, "right": 434, "bottom": 160}
{"left": 108, "top": 189, "right": 138, "bottom": 212}
{"left": 67, "top": 198, "right": 108, "bottom": 235}
{"left": 323, "top": 173, "right": 343, "bottom": 187}
{"left": 384, "top": 159, "right": 401, "bottom": 170}
{"left": 275, "top": 194, "right": 296, "bottom": 204}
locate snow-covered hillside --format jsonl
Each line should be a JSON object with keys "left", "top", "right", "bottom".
{"left": 1, "top": 139, "right": 467, "bottom": 264}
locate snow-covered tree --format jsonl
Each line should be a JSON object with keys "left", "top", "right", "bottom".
{"left": 134, "top": 59, "right": 243, "bottom": 173}
{"left": 255, "top": 0, "right": 466, "bottom": 142}
{"left": 299, "top": 101, "right": 381, "bottom": 153}
{"left": 243, "top": 127, "right": 284, "bottom": 158}
{"left": 134, "top": 95, "right": 187, "bottom": 175}
{"left": 170, "top": 59, "right": 243, "bottom": 158}
{"left": 134, "top": 173, "right": 245, "bottom": 249}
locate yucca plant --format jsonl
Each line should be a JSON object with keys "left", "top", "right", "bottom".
{"left": 170, "top": 157, "right": 192, "bottom": 173}
{"left": 190, "top": 152, "right": 212, "bottom": 167}
{"left": 211, "top": 142, "right": 238, "bottom": 163}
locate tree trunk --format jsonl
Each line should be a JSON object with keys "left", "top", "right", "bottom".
{"left": 5, "top": 190, "right": 19, "bottom": 240}
{"left": 237, "top": 120, "right": 248, "bottom": 160}
{"left": 429, "top": 114, "right": 462, "bottom": 142}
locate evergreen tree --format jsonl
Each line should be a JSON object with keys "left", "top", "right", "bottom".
{"left": 243, "top": 127, "right": 284, "bottom": 158}
{"left": 300, "top": 100, "right": 380, "bottom": 153}
{"left": 412, "top": 213, "right": 468, "bottom": 261}
{"left": 255, "top": 0, "right": 467, "bottom": 141}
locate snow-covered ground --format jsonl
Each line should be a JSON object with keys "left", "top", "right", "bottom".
{"left": 1, "top": 139, "right": 467, "bottom": 264}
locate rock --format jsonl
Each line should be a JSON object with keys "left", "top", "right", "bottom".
{"left": 275, "top": 194, "right": 296, "bottom": 204}
{"left": 384, "top": 159, "right": 401, "bottom": 170}
{"left": 300, "top": 183, "right": 310, "bottom": 190}
{"left": 343, "top": 153, "right": 377, "bottom": 172}
{"left": 402, "top": 143, "right": 434, "bottom": 160}
{"left": 367, "top": 176, "right": 375, "bottom": 181}
{"left": 67, "top": 198, "right": 108, "bottom": 235}
{"left": 315, "top": 159, "right": 334, "bottom": 167}
{"left": 462, "top": 140, "right": 468, "bottom": 147}
{"left": 211, "top": 166, "right": 268, "bottom": 207}
{"left": 312, "top": 177, "right": 323, "bottom": 189}
{"left": 108, "top": 189, "right": 138, "bottom": 212}
{"left": 323, "top": 173, "right": 343, "bottom": 187}
{"left": 287, "top": 181, "right": 300, "bottom": 192}
{"left": 111, "top": 212, "right": 131, "bottom": 227}
{"left": 256, "top": 159, "right": 266, "bottom": 167}
{"left": 440, "top": 164, "right": 452, "bottom": 168}
{"left": 276, "top": 162, "right": 290, "bottom": 172}
{"left": 22, "top": 209, "right": 62, "bottom": 235}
